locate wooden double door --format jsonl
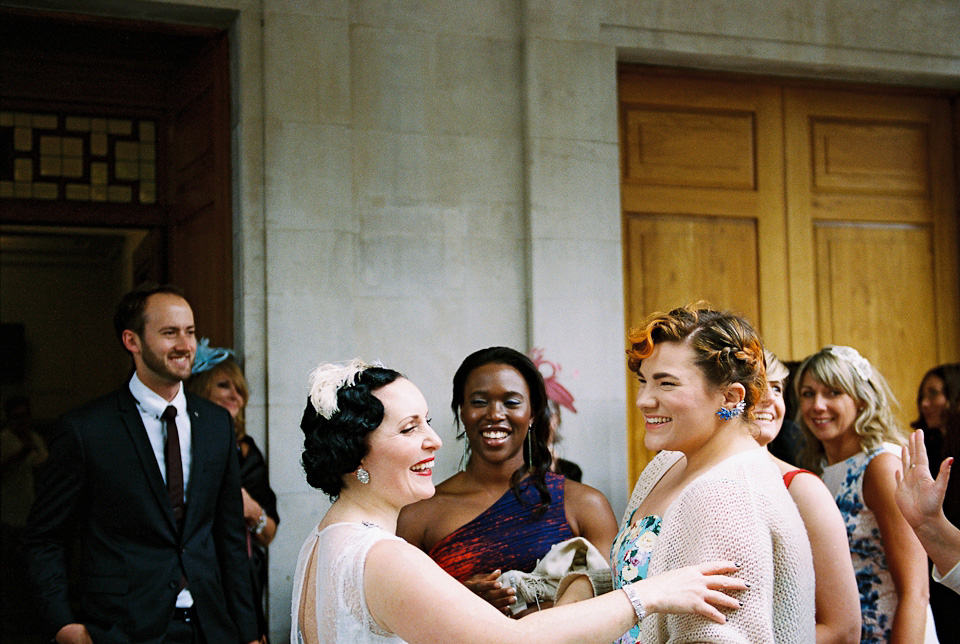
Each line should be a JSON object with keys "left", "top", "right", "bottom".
{"left": 620, "top": 67, "right": 960, "bottom": 482}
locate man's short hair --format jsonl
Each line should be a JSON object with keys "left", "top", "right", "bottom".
{"left": 113, "top": 283, "right": 187, "bottom": 342}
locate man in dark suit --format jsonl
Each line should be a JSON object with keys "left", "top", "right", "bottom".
{"left": 25, "top": 284, "right": 259, "bottom": 644}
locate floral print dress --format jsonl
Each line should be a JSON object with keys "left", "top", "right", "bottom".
{"left": 610, "top": 510, "right": 662, "bottom": 644}
{"left": 821, "top": 443, "right": 938, "bottom": 644}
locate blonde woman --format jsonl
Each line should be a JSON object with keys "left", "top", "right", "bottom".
{"left": 187, "top": 340, "right": 277, "bottom": 640}
{"left": 796, "top": 346, "right": 936, "bottom": 643}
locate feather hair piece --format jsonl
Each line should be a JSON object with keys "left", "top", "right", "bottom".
{"left": 308, "top": 358, "right": 379, "bottom": 419}
{"left": 528, "top": 347, "right": 577, "bottom": 413}
{"left": 192, "top": 337, "right": 234, "bottom": 374}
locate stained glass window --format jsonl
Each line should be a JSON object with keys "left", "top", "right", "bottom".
{"left": 0, "top": 111, "right": 157, "bottom": 204}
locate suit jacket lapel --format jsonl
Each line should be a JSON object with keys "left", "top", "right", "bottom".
{"left": 182, "top": 396, "right": 214, "bottom": 537}
{"left": 118, "top": 388, "right": 179, "bottom": 533}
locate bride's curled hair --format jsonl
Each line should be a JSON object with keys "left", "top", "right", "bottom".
{"left": 301, "top": 366, "right": 403, "bottom": 499}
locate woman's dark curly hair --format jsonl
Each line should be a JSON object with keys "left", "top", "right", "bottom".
{"left": 301, "top": 366, "right": 403, "bottom": 499}
{"left": 452, "top": 347, "right": 552, "bottom": 517}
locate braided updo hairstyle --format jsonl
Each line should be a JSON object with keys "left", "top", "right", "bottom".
{"left": 300, "top": 366, "right": 403, "bottom": 499}
{"left": 626, "top": 304, "right": 767, "bottom": 419}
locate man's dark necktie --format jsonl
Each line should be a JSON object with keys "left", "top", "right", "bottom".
{"left": 162, "top": 405, "right": 185, "bottom": 531}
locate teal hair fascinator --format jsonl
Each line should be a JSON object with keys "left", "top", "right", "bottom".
{"left": 192, "top": 337, "right": 234, "bottom": 375}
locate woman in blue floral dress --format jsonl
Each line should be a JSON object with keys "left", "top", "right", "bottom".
{"left": 797, "top": 346, "right": 938, "bottom": 643}
{"left": 609, "top": 513, "right": 661, "bottom": 643}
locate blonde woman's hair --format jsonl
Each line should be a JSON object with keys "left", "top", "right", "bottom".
{"left": 187, "top": 357, "right": 249, "bottom": 438}
{"left": 795, "top": 345, "right": 904, "bottom": 473}
{"left": 764, "top": 349, "right": 790, "bottom": 382}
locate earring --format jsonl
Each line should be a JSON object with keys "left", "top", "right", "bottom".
{"left": 716, "top": 401, "right": 746, "bottom": 420}
{"left": 458, "top": 440, "right": 470, "bottom": 472}
{"left": 526, "top": 429, "right": 533, "bottom": 467}
{"left": 356, "top": 466, "right": 370, "bottom": 484}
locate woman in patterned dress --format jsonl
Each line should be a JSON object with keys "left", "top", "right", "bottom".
{"left": 398, "top": 347, "right": 618, "bottom": 614}
{"left": 796, "top": 346, "right": 936, "bottom": 643}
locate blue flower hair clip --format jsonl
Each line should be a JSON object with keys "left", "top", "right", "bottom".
{"left": 192, "top": 337, "right": 235, "bottom": 375}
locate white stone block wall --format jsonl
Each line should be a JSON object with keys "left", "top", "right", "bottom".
{"left": 259, "top": 2, "right": 529, "bottom": 636}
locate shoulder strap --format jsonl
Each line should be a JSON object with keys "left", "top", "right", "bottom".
{"left": 782, "top": 468, "right": 814, "bottom": 488}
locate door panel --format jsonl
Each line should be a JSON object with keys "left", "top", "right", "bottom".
{"left": 811, "top": 119, "right": 929, "bottom": 196}
{"left": 624, "top": 215, "right": 760, "bottom": 317}
{"left": 623, "top": 214, "right": 760, "bottom": 474}
{"left": 619, "top": 72, "right": 789, "bottom": 351}
{"left": 619, "top": 70, "right": 786, "bottom": 482}
{"left": 623, "top": 107, "right": 757, "bottom": 190}
{"left": 167, "top": 34, "right": 233, "bottom": 347}
{"left": 785, "top": 87, "right": 958, "bottom": 428}
{"left": 813, "top": 223, "right": 939, "bottom": 415}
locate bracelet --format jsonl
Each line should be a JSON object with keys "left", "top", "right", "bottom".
{"left": 621, "top": 584, "right": 646, "bottom": 624}
{"left": 252, "top": 509, "right": 268, "bottom": 535}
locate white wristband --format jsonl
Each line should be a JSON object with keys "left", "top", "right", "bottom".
{"left": 622, "top": 584, "right": 646, "bottom": 624}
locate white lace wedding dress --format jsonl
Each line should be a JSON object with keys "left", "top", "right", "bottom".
{"left": 291, "top": 522, "right": 408, "bottom": 644}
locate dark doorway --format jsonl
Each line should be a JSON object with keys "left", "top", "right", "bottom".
{"left": 0, "top": 12, "right": 233, "bottom": 641}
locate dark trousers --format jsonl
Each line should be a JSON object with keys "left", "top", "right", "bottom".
{"left": 1, "top": 523, "right": 42, "bottom": 643}
{"left": 164, "top": 609, "right": 205, "bottom": 644}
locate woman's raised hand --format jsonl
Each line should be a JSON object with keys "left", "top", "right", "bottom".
{"left": 895, "top": 428, "right": 952, "bottom": 530}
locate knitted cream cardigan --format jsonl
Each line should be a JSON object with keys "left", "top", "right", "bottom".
{"left": 624, "top": 448, "right": 816, "bottom": 644}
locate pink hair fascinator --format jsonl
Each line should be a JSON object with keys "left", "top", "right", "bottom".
{"left": 528, "top": 348, "right": 577, "bottom": 413}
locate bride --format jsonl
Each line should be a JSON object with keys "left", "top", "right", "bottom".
{"left": 291, "top": 360, "right": 749, "bottom": 644}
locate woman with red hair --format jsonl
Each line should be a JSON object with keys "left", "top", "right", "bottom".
{"left": 561, "top": 305, "right": 815, "bottom": 643}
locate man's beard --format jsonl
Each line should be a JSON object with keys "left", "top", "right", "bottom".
{"left": 141, "top": 340, "right": 194, "bottom": 383}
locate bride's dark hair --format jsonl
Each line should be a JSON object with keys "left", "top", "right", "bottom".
{"left": 301, "top": 366, "right": 403, "bottom": 499}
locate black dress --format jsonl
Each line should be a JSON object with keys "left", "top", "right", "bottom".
{"left": 239, "top": 435, "right": 279, "bottom": 638}
{"left": 931, "top": 423, "right": 960, "bottom": 641}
